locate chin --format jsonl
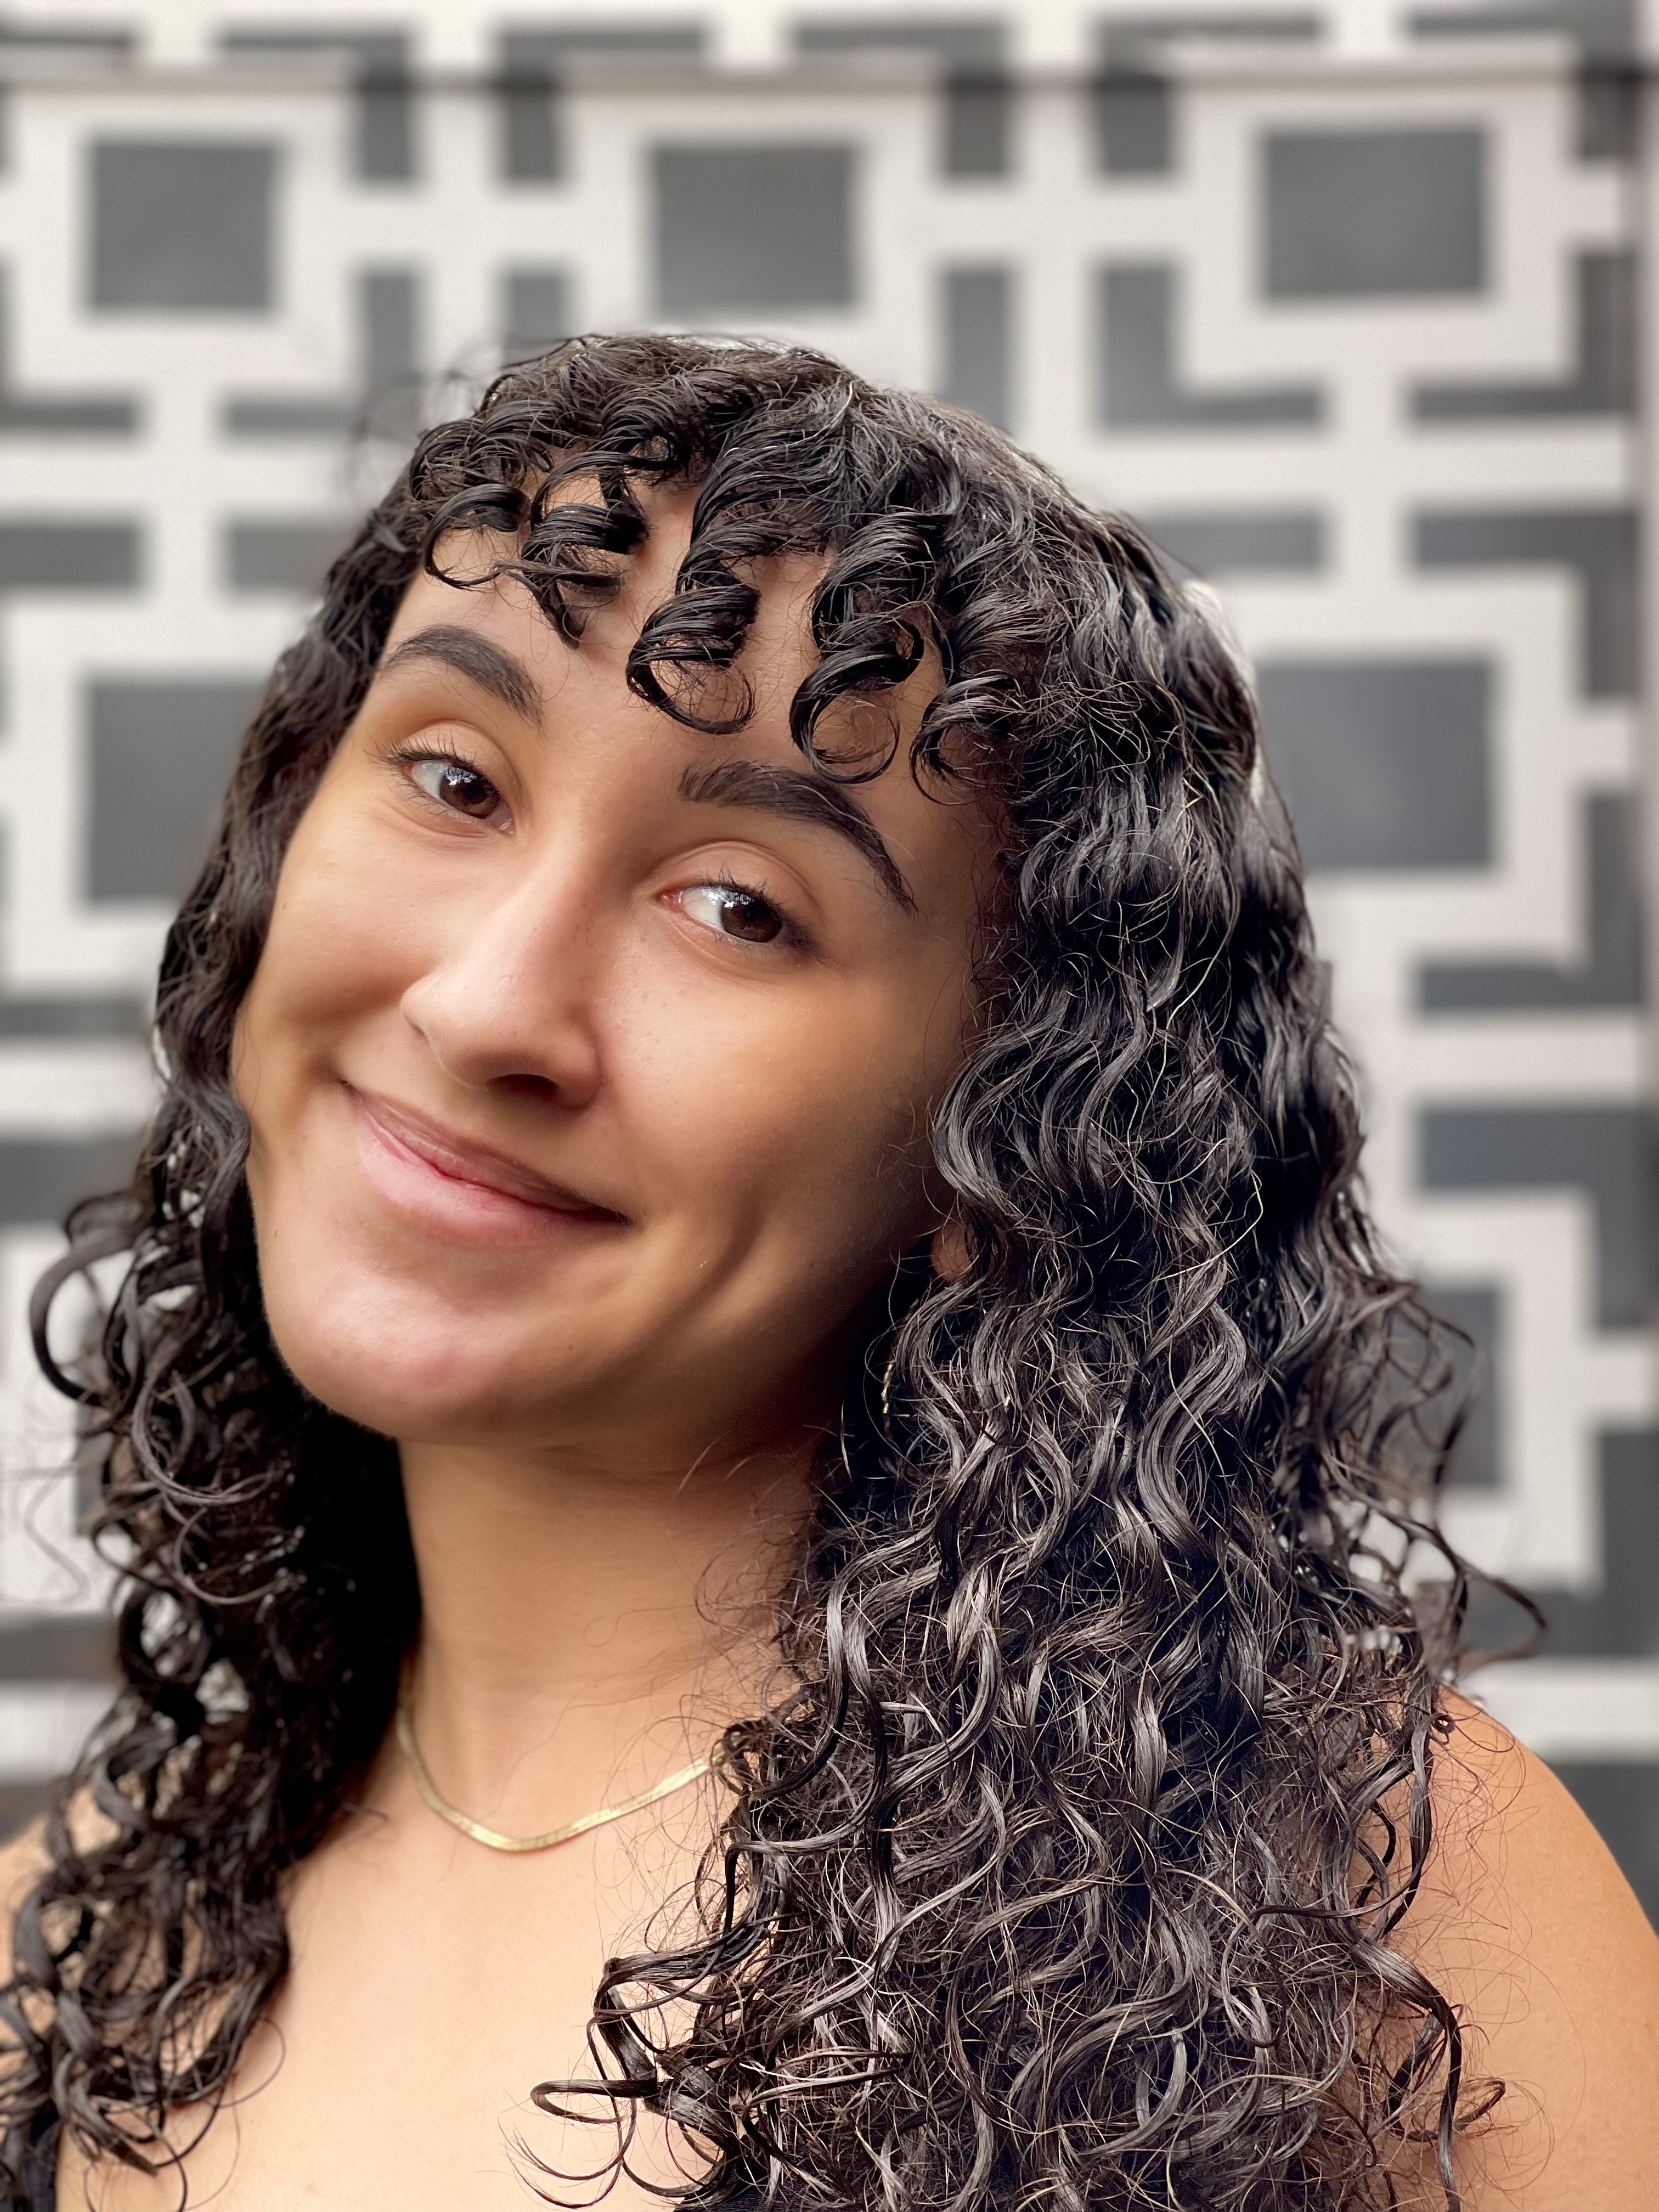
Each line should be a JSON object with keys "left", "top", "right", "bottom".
{"left": 262, "top": 1255, "right": 560, "bottom": 1445}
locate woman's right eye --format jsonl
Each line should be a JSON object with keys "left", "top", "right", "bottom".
{"left": 406, "top": 754, "right": 508, "bottom": 825}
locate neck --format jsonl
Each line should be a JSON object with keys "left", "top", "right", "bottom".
{"left": 395, "top": 1429, "right": 814, "bottom": 1832}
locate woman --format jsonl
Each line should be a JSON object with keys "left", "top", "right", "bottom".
{"left": 1, "top": 334, "right": 1654, "bottom": 2210}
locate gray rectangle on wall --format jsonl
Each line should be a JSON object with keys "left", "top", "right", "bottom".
{"left": 1257, "top": 658, "right": 1492, "bottom": 871}
{"left": 0, "top": 521, "right": 138, "bottom": 589}
{"left": 653, "top": 144, "right": 855, "bottom": 313}
{"left": 940, "top": 266, "right": 1011, "bottom": 430}
{"left": 1263, "top": 128, "right": 1485, "bottom": 298}
{"left": 89, "top": 141, "right": 276, "bottom": 312}
{"left": 225, "top": 519, "right": 349, "bottom": 595}
{"left": 86, "top": 679, "right": 262, "bottom": 902}
{"left": 502, "top": 269, "right": 572, "bottom": 364}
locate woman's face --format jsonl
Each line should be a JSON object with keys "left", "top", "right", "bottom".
{"left": 234, "top": 490, "right": 997, "bottom": 1465}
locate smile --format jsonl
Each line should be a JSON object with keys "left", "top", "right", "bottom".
{"left": 347, "top": 1086, "right": 627, "bottom": 1244}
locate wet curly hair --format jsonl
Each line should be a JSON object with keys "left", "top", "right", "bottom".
{"left": 3, "top": 334, "right": 1488, "bottom": 2209}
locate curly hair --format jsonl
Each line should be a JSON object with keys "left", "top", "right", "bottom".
{"left": 3, "top": 333, "right": 1487, "bottom": 2210}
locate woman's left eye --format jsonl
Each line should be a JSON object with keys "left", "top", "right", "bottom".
{"left": 678, "top": 882, "right": 792, "bottom": 946}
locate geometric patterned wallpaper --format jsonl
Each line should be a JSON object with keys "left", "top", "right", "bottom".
{"left": 0, "top": 0, "right": 1655, "bottom": 1923}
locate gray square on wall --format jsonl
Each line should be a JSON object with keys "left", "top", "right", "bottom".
{"left": 87, "top": 680, "right": 263, "bottom": 901}
{"left": 90, "top": 141, "right": 276, "bottom": 312}
{"left": 940, "top": 266, "right": 1012, "bottom": 430}
{"left": 503, "top": 268, "right": 572, "bottom": 364}
{"left": 1263, "top": 128, "right": 1485, "bottom": 299}
{"left": 1257, "top": 658, "right": 1492, "bottom": 871}
{"left": 653, "top": 144, "right": 855, "bottom": 314}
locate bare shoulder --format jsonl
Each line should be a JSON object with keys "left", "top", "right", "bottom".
{"left": 1396, "top": 1690, "right": 1659, "bottom": 2210}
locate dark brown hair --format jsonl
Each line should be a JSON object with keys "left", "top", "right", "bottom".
{"left": 7, "top": 334, "right": 1486, "bottom": 2210}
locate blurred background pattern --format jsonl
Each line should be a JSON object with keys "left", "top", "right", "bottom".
{"left": 0, "top": 0, "right": 1656, "bottom": 1919}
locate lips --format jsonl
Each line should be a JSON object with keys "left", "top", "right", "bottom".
{"left": 349, "top": 1086, "right": 624, "bottom": 1223}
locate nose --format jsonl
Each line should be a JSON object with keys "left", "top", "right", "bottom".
{"left": 397, "top": 855, "right": 605, "bottom": 1108}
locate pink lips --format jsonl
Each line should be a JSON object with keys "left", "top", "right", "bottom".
{"left": 348, "top": 1086, "right": 623, "bottom": 1244}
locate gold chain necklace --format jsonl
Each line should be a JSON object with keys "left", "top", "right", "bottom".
{"left": 394, "top": 1693, "right": 713, "bottom": 1855}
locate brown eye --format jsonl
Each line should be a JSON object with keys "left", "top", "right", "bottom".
{"left": 410, "top": 756, "right": 503, "bottom": 821}
{"left": 680, "top": 883, "right": 787, "bottom": 944}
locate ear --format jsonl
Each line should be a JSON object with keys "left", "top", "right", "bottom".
{"left": 930, "top": 1212, "right": 971, "bottom": 1284}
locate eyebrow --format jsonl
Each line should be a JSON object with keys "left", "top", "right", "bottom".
{"left": 377, "top": 625, "right": 541, "bottom": 725}
{"left": 679, "top": 758, "right": 916, "bottom": 913}
{"left": 376, "top": 631, "right": 915, "bottom": 911}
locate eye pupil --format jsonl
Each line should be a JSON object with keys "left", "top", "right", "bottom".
{"left": 719, "top": 891, "right": 781, "bottom": 943}
{"left": 413, "top": 756, "right": 501, "bottom": 817}
{"left": 441, "top": 764, "right": 493, "bottom": 813}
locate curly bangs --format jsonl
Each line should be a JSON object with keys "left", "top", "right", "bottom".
{"left": 5, "top": 333, "right": 1484, "bottom": 2211}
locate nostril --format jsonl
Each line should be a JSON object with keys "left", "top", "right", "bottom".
{"left": 493, "top": 1072, "right": 561, "bottom": 1101}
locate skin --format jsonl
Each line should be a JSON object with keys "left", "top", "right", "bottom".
{"left": 3, "top": 483, "right": 1657, "bottom": 2207}
{"left": 1386, "top": 1700, "right": 1659, "bottom": 2208}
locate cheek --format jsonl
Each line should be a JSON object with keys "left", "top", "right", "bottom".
{"left": 235, "top": 810, "right": 424, "bottom": 1099}
{"left": 623, "top": 967, "right": 946, "bottom": 1299}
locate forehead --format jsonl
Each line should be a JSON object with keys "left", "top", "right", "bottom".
{"left": 375, "top": 496, "right": 999, "bottom": 919}
{"left": 387, "top": 484, "right": 844, "bottom": 755}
